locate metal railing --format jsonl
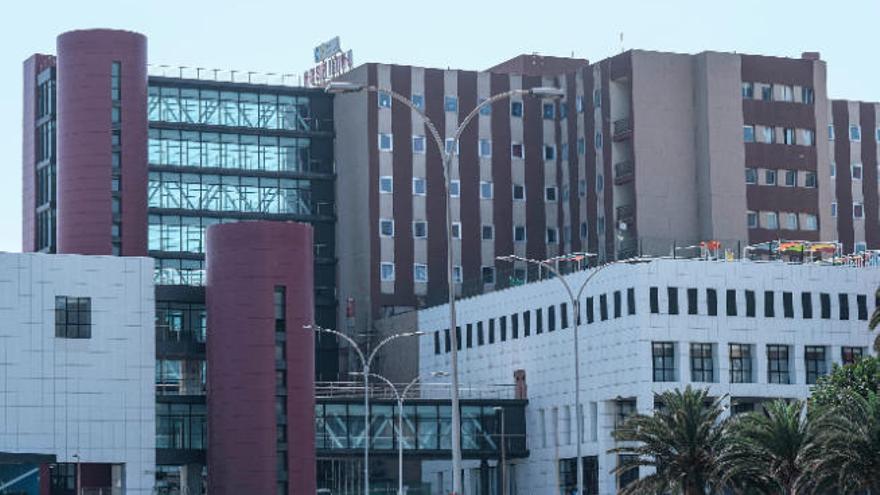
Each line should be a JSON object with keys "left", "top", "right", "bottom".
{"left": 315, "top": 381, "right": 518, "bottom": 401}
{"left": 148, "top": 64, "right": 304, "bottom": 87}
{"left": 614, "top": 160, "right": 634, "bottom": 183}
{"left": 613, "top": 117, "right": 632, "bottom": 139}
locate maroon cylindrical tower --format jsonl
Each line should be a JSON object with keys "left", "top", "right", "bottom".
{"left": 56, "top": 29, "right": 148, "bottom": 256}
{"left": 206, "top": 221, "right": 316, "bottom": 495}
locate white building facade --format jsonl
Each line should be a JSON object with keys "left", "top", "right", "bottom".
{"left": 418, "top": 258, "right": 879, "bottom": 495}
{"left": 0, "top": 253, "right": 155, "bottom": 494}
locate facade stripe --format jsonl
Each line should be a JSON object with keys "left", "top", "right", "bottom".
{"left": 424, "top": 69, "right": 448, "bottom": 302}
{"left": 458, "top": 71, "right": 481, "bottom": 287}
{"left": 391, "top": 66, "right": 414, "bottom": 302}
{"left": 832, "top": 100, "right": 854, "bottom": 252}
{"left": 490, "top": 73, "right": 513, "bottom": 286}
{"left": 565, "top": 73, "right": 582, "bottom": 253}
{"left": 553, "top": 76, "right": 565, "bottom": 255}
{"left": 861, "top": 103, "right": 878, "bottom": 248}
{"left": 522, "top": 75, "right": 547, "bottom": 263}
{"left": 367, "top": 64, "right": 380, "bottom": 311}
{"left": 582, "top": 67, "right": 598, "bottom": 256}
{"left": 601, "top": 62, "right": 615, "bottom": 258}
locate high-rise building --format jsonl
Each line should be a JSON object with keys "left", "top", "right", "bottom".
{"left": 22, "top": 29, "right": 335, "bottom": 494}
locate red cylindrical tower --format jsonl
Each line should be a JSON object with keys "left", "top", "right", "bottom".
{"left": 206, "top": 221, "right": 316, "bottom": 495}
{"left": 56, "top": 29, "right": 148, "bottom": 255}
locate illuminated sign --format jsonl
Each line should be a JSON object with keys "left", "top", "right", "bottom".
{"left": 304, "top": 37, "right": 354, "bottom": 88}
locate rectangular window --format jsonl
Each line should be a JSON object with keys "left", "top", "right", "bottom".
{"left": 523, "top": 310, "right": 531, "bottom": 337}
{"left": 667, "top": 287, "right": 679, "bottom": 315}
{"left": 585, "top": 297, "right": 594, "bottom": 324}
{"left": 449, "top": 180, "right": 460, "bottom": 198}
{"left": 649, "top": 287, "right": 659, "bottom": 314}
{"left": 444, "top": 329, "right": 451, "bottom": 352}
{"left": 561, "top": 303, "right": 569, "bottom": 329}
{"left": 854, "top": 203, "right": 865, "bottom": 219}
{"left": 414, "top": 264, "right": 428, "bottom": 283}
{"left": 513, "top": 225, "right": 526, "bottom": 242}
{"left": 766, "top": 212, "right": 779, "bottom": 229}
{"left": 842, "top": 346, "right": 864, "bottom": 365}
{"left": 707, "top": 289, "right": 718, "bottom": 316}
{"left": 686, "top": 288, "right": 698, "bottom": 315}
{"left": 444, "top": 96, "right": 458, "bottom": 112}
{"left": 465, "top": 323, "right": 473, "bottom": 348}
{"left": 762, "top": 126, "right": 774, "bottom": 143}
{"left": 378, "top": 133, "right": 393, "bottom": 151}
{"left": 850, "top": 124, "right": 861, "bottom": 142}
{"left": 782, "top": 292, "right": 794, "bottom": 318}
{"left": 500, "top": 316, "right": 507, "bottom": 341}
{"left": 511, "top": 143, "right": 524, "bottom": 159}
{"left": 548, "top": 305, "right": 556, "bottom": 332}
{"left": 627, "top": 288, "right": 636, "bottom": 315}
{"left": 476, "top": 322, "right": 484, "bottom": 346}
{"left": 613, "top": 291, "right": 622, "bottom": 318}
{"left": 765, "top": 169, "right": 777, "bottom": 185}
{"left": 452, "top": 266, "right": 462, "bottom": 283}
{"left": 479, "top": 139, "right": 492, "bottom": 158}
{"left": 599, "top": 294, "right": 608, "bottom": 321}
{"left": 747, "top": 211, "right": 758, "bottom": 229}
{"left": 820, "top": 293, "right": 831, "bottom": 319}
{"left": 853, "top": 163, "right": 864, "bottom": 180}
{"left": 726, "top": 289, "right": 738, "bottom": 316}
{"left": 481, "top": 266, "right": 495, "bottom": 285}
{"left": 481, "top": 225, "right": 494, "bottom": 240}
{"left": 805, "top": 171, "right": 817, "bottom": 188}
{"left": 761, "top": 85, "right": 772, "bottom": 101}
{"left": 839, "top": 293, "right": 850, "bottom": 320}
{"left": 767, "top": 345, "right": 791, "bottom": 384}
{"left": 412, "top": 135, "right": 426, "bottom": 154}
{"left": 828, "top": 124, "right": 835, "bottom": 141}
{"left": 479, "top": 181, "right": 493, "bottom": 199}
{"left": 434, "top": 331, "right": 441, "bottom": 354}
{"left": 478, "top": 97, "right": 491, "bottom": 116}
{"left": 691, "top": 343, "right": 714, "bottom": 382}
{"left": 857, "top": 294, "right": 868, "bottom": 320}
{"left": 764, "top": 291, "right": 775, "bottom": 318}
{"left": 743, "top": 125, "right": 755, "bottom": 143}
{"left": 377, "top": 92, "right": 392, "bottom": 108}
{"left": 802, "top": 292, "right": 813, "bottom": 319}
{"left": 411, "top": 94, "right": 424, "bottom": 110}
{"left": 55, "top": 296, "right": 92, "bottom": 339}
{"left": 652, "top": 342, "right": 675, "bottom": 382}
{"left": 804, "top": 214, "right": 818, "bottom": 230}
{"left": 379, "top": 219, "right": 394, "bottom": 237}
{"left": 413, "top": 177, "right": 427, "bottom": 196}
{"left": 741, "top": 82, "right": 754, "bottom": 98}
{"left": 784, "top": 128, "right": 795, "bottom": 145}
{"left": 745, "top": 168, "right": 757, "bottom": 184}
{"left": 536, "top": 308, "right": 543, "bottom": 334}
{"left": 511, "top": 313, "right": 519, "bottom": 339}
{"left": 805, "top": 346, "right": 827, "bottom": 385}
{"left": 542, "top": 102, "right": 555, "bottom": 119}
{"left": 451, "top": 222, "right": 461, "bottom": 239}
{"left": 380, "top": 262, "right": 395, "bottom": 281}
{"left": 512, "top": 183, "right": 525, "bottom": 200}
{"left": 546, "top": 228, "right": 558, "bottom": 244}
{"left": 544, "top": 145, "right": 556, "bottom": 160}
{"left": 802, "top": 86, "right": 814, "bottom": 104}
{"left": 745, "top": 290, "right": 756, "bottom": 317}
{"left": 511, "top": 101, "right": 523, "bottom": 117}
{"left": 413, "top": 221, "right": 427, "bottom": 239}
{"left": 729, "top": 344, "right": 754, "bottom": 383}
{"left": 784, "top": 169, "right": 797, "bottom": 186}
{"left": 444, "top": 138, "right": 459, "bottom": 155}
{"left": 379, "top": 176, "right": 393, "bottom": 193}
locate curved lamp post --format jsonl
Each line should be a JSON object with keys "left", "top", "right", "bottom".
{"left": 351, "top": 370, "right": 450, "bottom": 495}
{"left": 327, "top": 79, "right": 563, "bottom": 495}
{"left": 496, "top": 253, "right": 648, "bottom": 495}
{"left": 304, "top": 324, "right": 423, "bottom": 495}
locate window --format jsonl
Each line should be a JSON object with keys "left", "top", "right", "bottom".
{"left": 784, "top": 128, "right": 795, "bottom": 145}
{"left": 523, "top": 310, "right": 532, "bottom": 336}
{"left": 802, "top": 292, "right": 813, "bottom": 319}
{"left": 856, "top": 242, "right": 867, "bottom": 253}
{"left": 745, "top": 168, "right": 757, "bottom": 184}
{"left": 434, "top": 332, "right": 441, "bottom": 354}
{"left": 378, "top": 176, "right": 393, "bottom": 194}
{"left": 706, "top": 289, "right": 718, "bottom": 316}
{"left": 627, "top": 288, "right": 636, "bottom": 315}
{"left": 850, "top": 124, "right": 861, "bottom": 142}
{"left": 828, "top": 124, "right": 835, "bottom": 141}
{"left": 762, "top": 126, "right": 775, "bottom": 143}
{"left": 546, "top": 228, "right": 558, "bottom": 244}
{"left": 450, "top": 222, "right": 461, "bottom": 239}
{"left": 536, "top": 308, "right": 544, "bottom": 334}
{"left": 544, "top": 145, "right": 556, "bottom": 160}
{"left": 578, "top": 179, "right": 586, "bottom": 197}
{"left": 831, "top": 202, "right": 838, "bottom": 218}
{"left": 767, "top": 345, "right": 791, "bottom": 384}
{"left": 726, "top": 289, "right": 738, "bottom": 316}
{"left": 548, "top": 305, "right": 556, "bottom": 331}
{"left": 512, "top": 184, "right": 525, "bottom": 200}
{"left": 747, "top": 211, "right": 758, "bottom": 229}
{"left": 380, "top": 262, "right": 395, "bottom": 281}
{"left": 839, "top": 293, "right": 850, "bottom": 320}
{"left": 599, "top": 294, "right": 608, "bottom": 321}
{"left": 413, "top": 177, "right": 427, "bottom": 196}
{"left": 511, "top": 143, "right": 524, "bottom": 159}
{"left": 800, "top": 129, "right": 814, "bottom": 146}
{"left": 413, "top": 221, "right": 427, "bottom": 239}
{"left": 783, "top": 292, "right": 794, "bottom": 318}
{"left": 778, "top": 84, "right": 794, "bottom": 102}
{"left": 763, "top": 291, "right": 775, "bottom": 317}
{"left": 585, "top": 297, "right": 594, "bottom": 323}
{"left": 478, "top": 97, "right": 491, "bottom": 116}
{"left": 745, "top": 290, "right": 756, "bottom": 317}
{"left": 481, "top": 266, "right": 495, "bottom": 284}
{"left": 576, "top": 95, "right": 584, "bottom": 112}
{"left": 687, "top": 288, "right": 698, "bottom": 315}
{"left": 444, "top": 138, "right": 459, "bottom": 155}
{"left": 444, "top": 96, "right": 458, "bottom": 112}
{"left": 766, "top": 212, "right": 779, "bottom": 230}
{"left": 854, "top": 203, "right": 864, "bottom": 219}
{"left": 596, "top": 176, "right": 604, "bottom": 193}
{"left": 785, "top": 213, "right": 798, "bottom": 230}
{"left": 830, "top": 162, "right": 837, "bottom": 178}
{"left": 414, "top": 263, "right": 428, "bottom": 283}
{"left": 805, "top": 171, "right": 817, "bottom": 188}
{"left": 377, "top": 92, "right": 391, "bottom": 108}
{"left": 577, "top": 137, "right": 586, "bottom": 155}
{"left": 652, "top": 342, "right": 675, "bottom": 382}
{"left": 545, "top": 186, "right": 557, "bottom": 202}
{"left": 411, "top": 94, "right": 424, "bottom": 110}
{"left": 378, "top": 133, "right": 393, "bottom": 151}
{"left": 481, "top": 225, "right": 494, "bottom": 240}
{"left": 543, "top": 102, "right": 555, "bottom": 119}
{"left": 852, "top": 163, "right": 863, "bottom": 180}
{"left": 613, "top": 291, "right": 622, "bottom": 318}
{"left": 741, "top": 82, "right": 754, "bottom": 98}
{"left": 802, "top": 86, "right": 814, "bottom": 104}
{"left": 379, "top": 219, "right": 394, "bottom": 237}
{"left": 820, "top": 293, "right": 831, "bottom": 319}
{"left": 743, "top": 125, "right": 755, "bottom": 143}
{"left": 580, "top": 222, "right": 588, "bottom": 239}
{"left": 513, "top": 225, "right": 526, "bottom": 242}
{"left": 55, "top": 296, "right": 92, "bottom": 338}
{"left": 805, "top": 346, "right": 827, "bottom": 385}
{"left": 479, "top": 181, "right": 493, "bottom": 199}
{"left": 412, "top": 135, "right": 426, "bottom": 154}
{"left": 857, "top": 294, "right": 868, "bottom": 320}
{"left": 784, "top": 169, "right": 797, "bottom": 187}
{"left": 667, "top": 287, "right": 679, "bottom": 315}
{"left": 649, "top": 287, "right": 659, "bottom": 314}
{"left": 452, "top": 266, "right": 462, "bottom": 283}
{"left": 595, "top": 132, "right": 603, "bottom": 149}
{"left": 877, "top": 127, "right": 880, "bottom": 141}
{"left": 729, "top": 344, "right": 753, "bottom": 383}
{"left": 765, "top": 169, "right": 777, "bottom": 186}
{"left": 479, "top": 139, "right": 492, "bottom": 158}
{"left": 511, "top": 313, "right": 519, "bottom": 339}
{"left": 449, "top": 180, "right": 460, "bottom": 198}
{"left": 511, "top": 101, "right": 523, "bottom": 117}
{"left": 691, "top": 343, "right": 714, "bottom": 382}
{"left": 842, "top": 346, "right": 864, "bottom": 365}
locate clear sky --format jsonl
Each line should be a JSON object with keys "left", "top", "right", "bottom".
{"left": 1, "top": 0, "right": 878, "bottom": 252}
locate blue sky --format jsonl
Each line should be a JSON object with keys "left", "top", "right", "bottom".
{"left": 1, "top": 0, "right": 878, "bottom": 252}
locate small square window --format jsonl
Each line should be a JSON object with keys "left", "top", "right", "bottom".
{"left": 445, "top": 96, "right": 458, "bottom": 112}
{"left": 830, "top": 162, "right": 837, "bottom": 178}
{"left": 379, "top": 176, "right": 393, "bottom": 194}
{"left": 784, "top": 213, "right": 798, "bottom": 230}
{"left": 479, "top": 181, "right": 493, "bottom": 199}
{"left": 479, "top": 139, "right": 492, "bottom": 158}
{"left": 513, "top": 225, "right": 526, "bottom": 242}
{"left": 852, "top": 163, "right": 863, "bottom": 180}
{"left": 378, "top": 133, "right": 393, "bottom": 151}
{"left": 854, "top": 203, "right": 864, "bottom": 219}
{"left": 451, "top": 222, "right": 461, "bottom": 239}
{"left": 544, "top": 145, "right": 556, "bottom": 161}
{"left": 481, "top": 266, "right": 495, "bottom": 284}
{"left": 828, "top": 124, "right": 835, "bottom": 141}
{"left": 546, "top": 228, "right": 558, "bottom": 244}
{"left": 766, "top": 212, "right": 779, "bottom": 229}
{"left": 747, "top": 211, "right": 758, "bottom": 229}
{"left": 545, "top": 187, "right": 557, "bottom": 202}
{"left": 449, "top": 180, "right": 460, "bottom": 198}
{"left": 805, "top": 172, "right": 817, "bottom": 188}
{"left": 378, "top": 92, "right": 392, "bottom": 108}
{"left": 804, "top": 214, "right": 818, "bottom": 231}
{"left": 380, "top": 262, "right": 395, "bottom": 281}
{"left": 743, "top": 125, "right": 755, "bottom": 143}
{"left": 831, "top": 202, "right": 837, "bottom": 217}
{"left": 511, "top": 143, "right": 524, "bottom": 159}
{"left": 414, "top": 264, "right": 428, "bottom": 283}
{"left": 413, "top": 221, "right": 427, "bottom": 239}
{"left": 577, "top": 138, "right": 585, "bottom": 155}
{"left": 412, "top": 135, "right": 426, "bottom": 154}
{"left": 576, "top": 95, "right": 584, "bottom": 112}
{"left": 481, "top": 225, "right": 494, "bottom": 240}
{"left": 411, "top": 94, "right": 424, "bottom": 110}
{"left": 512, "top": 184, "right": 525, "bottom": 200}
{"left": 595, "top": 132, "right": 603, "bottom": 149}
{"left": 413, "top": 177, "right": 427, "bottom": 196}
{"left": 850, "top": 125, "right": 861, "bottom": 142}
{"left": 543, "top": 102, "right": 555, "bottom": 119}
{"left": 765, "top": 169, "right": 777, "bottom": 186}
{"left": 478, "top": 97, "right": 491, "bottom": 116}
{"left": 55, "top": 296, "right": 92, "bottom": 339}
{"left": 784, "top": 170, "right": 797, "bottom": 187}
{"left": 445, "top": 138, "right": 459, "bottom": 155}
{"left": 379, "top": 219, "right": 394, "bottom": 237}
{"left": 511, "top": 101, "right": 523, "bottom": 117}
{"left": 745, "top": 168, "right": 757, "bottom": 184}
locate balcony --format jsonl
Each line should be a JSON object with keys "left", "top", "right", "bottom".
{"left": 616, "top": 204, "right": 635, "bottom": 225}
{"left": 614, "top": 160, "right": 634, "bottom": 185}
{"left": 613, "top": 117, "right": 633, "bottom": 141}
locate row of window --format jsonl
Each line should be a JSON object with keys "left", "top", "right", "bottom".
{"left": 378, "top": 221, "right": 587, "bottom": 245}
{"left": 830, "top": 201, "right": 869, "bottom": 219}
{"left": 741, "top": 82, "right": 814, "bottom": 104}
{"left": 828, "top": 124, "right": 880, "bottom": 143}
{"left": 745, "top": 168, "right": 816, "bottom": 188}
{"left": 743, "top": 125, "right": 814, "bottom": 146}
{"left": 377, "top": 177, "right": 590, "bottom": 203}
{"left": 652, "top": 342, "right": 865, "bottom": 385}
{"left": 378, "top": 91, "right": 584, "bottom": 121}
{"left": 648, "top": 286, "right": 869, "bottom": 321}
{"left": 746, "top": 211, "right": 818, "bottom": 231}
{"left": 830, "top": 162, "right": 876, "bottom": 182}
{"left": 378, "top": 133, "right": 596, "bottom": 156}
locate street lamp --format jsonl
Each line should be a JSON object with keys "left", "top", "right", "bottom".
{"left": 496, "top": 253, "right": 649, "bottom": 495}
{"left": 351, "top": 370, "right": 450, "bottom": 495}
{"left": 493, "top": 407, "right": 507, "bottom": 495}
{"left": 72, "top": 453, "right": 80, "bottom": 495}
{"left": 327, "top": 80, "right": 563, "bottom": 495}
{"left": 304, "top": 324, "right": 424, "bottom": 495}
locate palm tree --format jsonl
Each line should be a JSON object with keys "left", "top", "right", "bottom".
{"left": 804, "top": 391, "right": 880, "bottom": 493}
{"left": 721, "top": 400, "right": 811, "bottom": 494}
{"left": 868, "top": 287, "right": 880, "bottom": 353}
{"left": 609, "top": 386, "right": 728, "bottom": 495}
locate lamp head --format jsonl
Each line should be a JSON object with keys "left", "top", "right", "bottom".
{"left": 528, "top": 86, "right": 565, "bottom": 99}
{"left": 325, "top": 81, "right": 365, "bottom": 94}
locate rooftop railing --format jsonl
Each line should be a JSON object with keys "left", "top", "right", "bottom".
{"left": 148, "top": 64, "right": 304, "bottom": 87}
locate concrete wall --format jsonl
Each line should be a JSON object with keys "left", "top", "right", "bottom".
{"left": 0, "top": 253, "right": 155, "bottom": 494}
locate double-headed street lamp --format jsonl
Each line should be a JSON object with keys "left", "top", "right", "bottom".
{"left": 496, "top": 253, "right": 648, "bottom": 495}
{"left": 304, "top": 324, "right": 423, "bottom": 495}
{"left": 351, "top": 370, "right": 450, "bottom": 495}
{"left": 327, "top": 79, "right": 564, "bottom": 495}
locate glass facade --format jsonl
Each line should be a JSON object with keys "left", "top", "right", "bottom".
{"left": 35, "top": 67, "right": 57, "bottom": 252}
{"left": 156, "top": 402, "right": 207, "bottom": 450}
